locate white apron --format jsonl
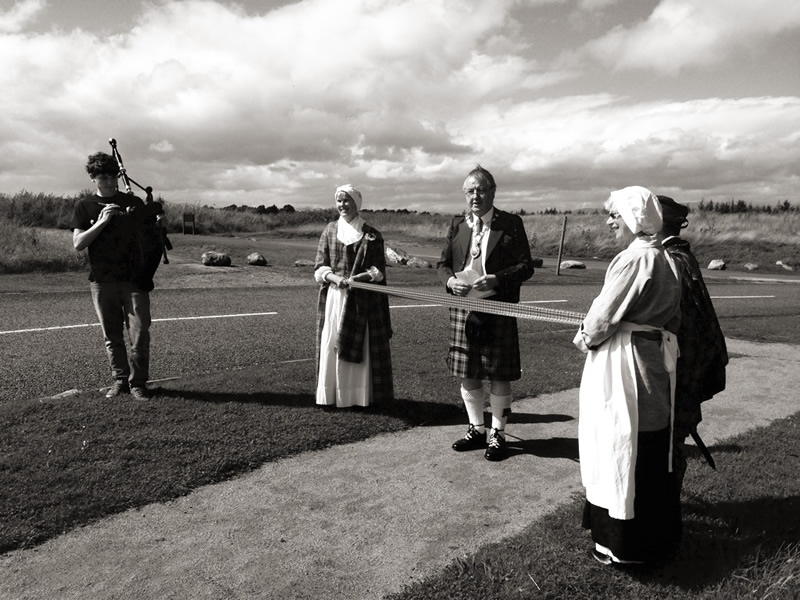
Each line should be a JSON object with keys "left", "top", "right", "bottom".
{"left": 576, "top": 322, "right": 678, "bottom": 520}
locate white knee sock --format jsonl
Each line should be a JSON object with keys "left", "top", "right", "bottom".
{"left": 461, "top": 385, "right": 486, "bottom": 432}
{"left": 489, "top": 393, "right": 512, "bottom": 437}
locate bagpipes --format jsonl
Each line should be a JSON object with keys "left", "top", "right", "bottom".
{"left": 109, "top": 138, "right": 172, "bottom": 264}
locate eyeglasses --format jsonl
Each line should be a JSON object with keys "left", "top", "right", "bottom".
{"left": 464, "top": 187, "right": 490, "bottom": 197}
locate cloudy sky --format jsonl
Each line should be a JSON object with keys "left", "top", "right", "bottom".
{"left": 1, "top": 0, "right": 798, "bottom": 213}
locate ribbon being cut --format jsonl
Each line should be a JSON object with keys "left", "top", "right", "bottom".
{"left": 347, "top": 280, "right": 585, "bottom": 326}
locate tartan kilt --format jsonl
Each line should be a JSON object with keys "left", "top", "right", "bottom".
{"left": 447, "top": 307, "right": 521, "bottom": 381}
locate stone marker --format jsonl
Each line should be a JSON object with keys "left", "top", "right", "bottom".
{"left": 406, "top": 257, "right": 432, "bottom": 269}
{"left": 708, "top": 259, "right": 726, "bottom": 270}
{"left": 201, "top": 251, "right": 232, "bottom": 267}
{"left": 247, "top": 253, "right": 268, "bottom": 266}
{"left": 560, "top": 260, "right": 586, "bottom": 269}
{"left": 386, "top": 246, "right": 411, "bottom": 265}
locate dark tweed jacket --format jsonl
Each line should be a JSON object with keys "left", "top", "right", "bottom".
{"left": 436, "top": 208, "right": 534, "bottom": 302}
{"left": 314, "top": 220, "right": 394, "bottom": 402}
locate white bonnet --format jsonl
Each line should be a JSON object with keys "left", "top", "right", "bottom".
{"left": 604, "top": 186, "right": 662, "bottom": 235}
{"left": 334, "top": 184, "right": 362, "bottom": 211}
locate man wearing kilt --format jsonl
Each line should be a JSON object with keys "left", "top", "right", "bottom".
{"left": 437, "top": 166, "right": 534, "bottom": 461}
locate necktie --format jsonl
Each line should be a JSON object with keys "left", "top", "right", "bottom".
{"left": 471, "top": 218, "right": 484, "bottom": 259}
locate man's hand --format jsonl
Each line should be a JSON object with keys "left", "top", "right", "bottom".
{"left": 448, "top": 277, "right": 472, "bottom": 297}
{"left": 472, "top": 274, "right": 498, "bottom": 293}
{"left": 97, "top": 203, "right": 123, "bottom": 223}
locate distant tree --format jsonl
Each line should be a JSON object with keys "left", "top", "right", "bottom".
{"left": 280, "top": 204, "right": 296, "bottom": 213}
{"left": 255, "top": 205, "right": 267, "bottom": 215}
{"left": 222, "top": 204, "right": 238, "bottom": 211}
{"left": 265, "top": 204, "right": 279, "bottom": 215}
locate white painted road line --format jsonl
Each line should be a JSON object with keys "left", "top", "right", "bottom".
{"left": 0, "top": 296, "right": 774, "bottom": 336}
{"left": 0, "top": 312, "right": 279, "bottom": 336}
{"left": 152, "top": 312, "right": 278, "bottom": 322}
{"left": 390, "top": 304, "right": 443, "bottom": 309}
{"left": 0, "top": 323, "right": 99, "bottom": 335}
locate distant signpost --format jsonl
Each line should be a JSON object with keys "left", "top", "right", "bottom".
{"left": 183, "top": 213, "right": 196, "bottom": 235}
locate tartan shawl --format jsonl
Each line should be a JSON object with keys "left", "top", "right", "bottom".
{"left": 663, "top": 237, "right": 728, "bottom": 432}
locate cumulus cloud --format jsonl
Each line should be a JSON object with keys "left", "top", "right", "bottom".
{"left": 0, "top": 0, "right": 546, "bottom": 200}
{"left": 0, "top": 0, "right": 45, "bottom": 33}
{"left": 582, "top": 0, "right": 800, "bottom": 74}
{"left": 149, "top": 140, "right": 175, "bottom": 153}
{"left": 0, "top": 0, "right": 797, "bottom": 212}
{"left": 440, "top": 93, "right": 800, "bottom": 209}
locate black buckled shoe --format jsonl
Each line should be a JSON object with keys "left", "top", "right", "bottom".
{"left": 484, "top": 428, "right": 507, "bottom": 461}
{"left": 452, "top": 424, "right": 487, "bottom": 452}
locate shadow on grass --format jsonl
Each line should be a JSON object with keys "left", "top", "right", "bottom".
{"left": 682, "top": 442, "right": 744, "bottom": 463}
{"left": 168, "top": 387, "right": 464, "bottom": 427}
{"left": 620, "top": 494, "right": 800, "bottom": 591}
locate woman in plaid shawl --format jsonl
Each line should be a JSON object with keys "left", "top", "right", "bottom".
{"left": 658, "top": 195, "right": 728, "bottom": 490}
{"left": 314, "top": 184, "right": 393, "bottom": 408}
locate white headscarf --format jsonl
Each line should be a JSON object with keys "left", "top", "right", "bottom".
{"left": 605, "top": 186, "right": 662, "bottom": 236}
{"left": 334, "top": 184, "right": 365, "bottom": 245}
{"left": 335, "top": 184, "right": 362, "bottom": 210}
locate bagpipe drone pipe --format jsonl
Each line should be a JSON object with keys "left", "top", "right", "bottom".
{"left": 109, "top": 137, "right": 172, "bottom": 267}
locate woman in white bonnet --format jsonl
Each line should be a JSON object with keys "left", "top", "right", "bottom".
{"left": 313, "top": 184, "right": 393, "bottom": 408}
{"left": 574, "top": 186, "right": 682, "bottom": 565}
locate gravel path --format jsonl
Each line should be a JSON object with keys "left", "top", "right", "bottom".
{"left": 1, "top": 339, "right": 798, "bottom": 600}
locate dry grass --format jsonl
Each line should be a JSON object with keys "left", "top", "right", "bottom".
{"left": 0, "top": 221, "right": 87, "bottom": 274}
{"left": 1, "top": 191, "right": 798, "bottom": 273}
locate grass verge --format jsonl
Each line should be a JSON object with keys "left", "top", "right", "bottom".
{"left": 385, "top": 413, "right": 800, "bottom": 600}
{"left": 0, "top": 361, "right": 461, "bottom": 554}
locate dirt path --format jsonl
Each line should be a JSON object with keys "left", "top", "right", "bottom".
{"left": 1, "top": 339, "right": 798, "bottom": 600}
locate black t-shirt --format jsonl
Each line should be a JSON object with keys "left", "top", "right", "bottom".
{"left": 71, "top": 192, "right": 147, "bottom": 284}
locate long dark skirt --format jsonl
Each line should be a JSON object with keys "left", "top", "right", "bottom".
{"left": 582, "top": 427, "right": 682, "bottom": 563}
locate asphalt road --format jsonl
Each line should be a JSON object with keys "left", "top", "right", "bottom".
{"left": 1, "top": 267, "right": 798, "bottom": 402}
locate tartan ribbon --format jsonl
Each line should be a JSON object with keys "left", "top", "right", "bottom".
{"left": 348, "top": 281, "right": 585, "bottom": 326}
